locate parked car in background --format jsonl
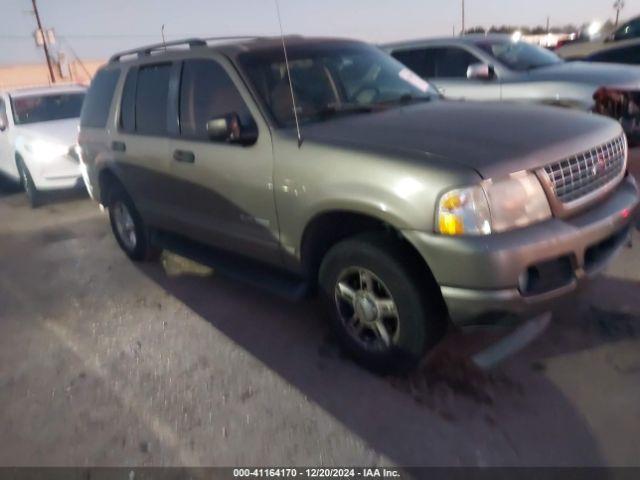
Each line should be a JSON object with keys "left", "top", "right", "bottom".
{"left": 79, "top": 36, "right": 638, "bottom": 372}
{"left": 556, "top": 15, "right": 640, "bottom": 60}
{"left": 0, "top": 85, "right": 86, "bottom": 207}
{"left": 384, "top": 35, "right": 640, "bottom": 143}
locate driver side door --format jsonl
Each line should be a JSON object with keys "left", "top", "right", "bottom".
{"left": 165, "top": 56, "right": 281, "bottom": 266}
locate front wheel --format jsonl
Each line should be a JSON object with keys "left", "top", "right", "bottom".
{"left": 319, "top": 234, "right": 447, "bottom": 373}
{"left": 108, "top": 184, "right": 160, "bottom": 262}
{"left": 16, "top": 158, "right": 41, "bottom": 208}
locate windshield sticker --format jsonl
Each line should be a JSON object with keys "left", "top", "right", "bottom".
{"left": 399, "top": 68, "right": 430, "bottom": 93}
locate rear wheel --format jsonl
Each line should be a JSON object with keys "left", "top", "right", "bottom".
{"left": 16, "top": 158, "right": 41, "bottom": 208}
{"left": 319, "top": 233, "right": 447, "bottom": 373}
{"left": 108, "top": 184, "right": 160, "bottom": 261}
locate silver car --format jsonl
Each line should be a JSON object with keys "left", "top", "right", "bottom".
{"left": 384, "top": 35, "right": 640, "bottom": 142}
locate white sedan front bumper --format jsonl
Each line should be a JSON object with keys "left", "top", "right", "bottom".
{"left": 23, "top": 146, "right": 83, "bottom": 191}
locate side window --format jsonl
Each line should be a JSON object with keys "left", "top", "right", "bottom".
{"left": 135, "top": 64, "right": 171, "bottom": 136}
{"left": 428, "top": 47, "right": 481, "bottom": 79}
{"left": 391, "top": 49, "right": 434, "bottom": 78}
{"left": 179, "top": 59, "right": 256, "bottom": 140}
{"left": 120, "top": 69, "right": 137, "bottom": 133}
{"left": 80, "top": 68, "right": 120, "bottom": 128}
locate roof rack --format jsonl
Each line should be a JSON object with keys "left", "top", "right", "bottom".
{"left": 108, "top": 36, "right": 261, "bottom": 63}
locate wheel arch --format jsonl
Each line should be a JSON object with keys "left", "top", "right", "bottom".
{"left": 97, "top": 166, "right": 123, "bottom": 206}
{"left": 300, "top": 210, "right": 447, "bottom": 315}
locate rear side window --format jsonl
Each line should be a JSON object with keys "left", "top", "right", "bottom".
{"left": 179, "top": 59, "right": 255, "bottom": 140}
{"left": 135, "top": 64, "right": 171, "bottom": 136}
{"left": 428, "top": 47, "right": 480, "bottom": 78}
{"left": 392, "top": 47, "right": 479, "bottom": 79}
{"left": 80, "top": 68, "right": 120, "bottom": 128}
{"left": 391, "top": 49, "right": 433, "bottom": 78}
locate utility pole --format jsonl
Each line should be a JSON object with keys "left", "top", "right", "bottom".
{"left": 461, "top": 0, "right": 466, "bottom": 35}
{"left": 31, "top": 0, "right": 55, "bottom": 83}
{"left": 546, "top": 16, "right": 550, "bottom": 33}
{"left": 614, "top": 0, "right": 625, "bottom": 26}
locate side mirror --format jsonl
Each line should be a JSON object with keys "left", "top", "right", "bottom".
{"left": 206, "top": 112, "right": 257, "bottom": 146}
{"left": 467, "top": 63, "right": 495, "bottom": 80}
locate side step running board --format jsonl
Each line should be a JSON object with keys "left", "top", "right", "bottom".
{"left": 152, "top": 231, "right": 311, "bottom": 301}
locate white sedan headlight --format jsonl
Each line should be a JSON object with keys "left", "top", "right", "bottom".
{"left": 25, "top": 139, "right": 68, "bottom": 160}
{"left": 438, "top": 171, "right": 551, "bottom": 236}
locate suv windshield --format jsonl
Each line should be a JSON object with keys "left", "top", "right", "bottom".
{"left": 476, "top": 40, "right": 563, "bottom": 71}
{"left": 239, "top": 42, "right": 438, "bottom": 126}
{"left": 11, "top": 93, "right": 85, "bottom": 125}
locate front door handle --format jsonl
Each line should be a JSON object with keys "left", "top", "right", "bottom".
{"left": 173, "top": 149, "right": 195, "bottom": 164}
{"left": 111, "top": 141, "right": 126, "bottom": 152}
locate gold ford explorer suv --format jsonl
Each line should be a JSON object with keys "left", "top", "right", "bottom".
{"left": 78, "top": 37, "right": 639, "bottom": 372}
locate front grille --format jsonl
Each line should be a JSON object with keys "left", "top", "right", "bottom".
{"left": 542, "top": 134, "right": 626, "bottom": 204}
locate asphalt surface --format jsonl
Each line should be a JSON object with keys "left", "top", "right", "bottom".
{"left": 0, "top": 166, "right": 639, "bottom": 467}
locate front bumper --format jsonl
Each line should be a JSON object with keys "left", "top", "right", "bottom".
{"left": 404, "top": 176, "right": 639, "bottom": 326}
{"left": 26, "top": 151, "right": 82, "bottom": 191}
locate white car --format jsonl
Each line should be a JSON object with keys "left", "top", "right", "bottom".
{"left": 0, "top": 85, "right": 86, "bottom": 207}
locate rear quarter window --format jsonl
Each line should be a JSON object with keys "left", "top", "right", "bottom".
{"left": 80, "top": 68, "right": 120, "bottom": 129}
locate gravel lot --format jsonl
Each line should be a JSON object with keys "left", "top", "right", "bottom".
{"left": 0, "top": 162, "right": 639, "bottom": 467}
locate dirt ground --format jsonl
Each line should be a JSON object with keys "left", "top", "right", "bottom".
{"left": 0, "top": 162, "right": 639, "bottom": 467}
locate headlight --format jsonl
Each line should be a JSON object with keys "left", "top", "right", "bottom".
{"left": 24, "top": 140, "right": 68, "bottom": 160}
{"left": 438, "top": 171, "right": 551, "bottom": 236}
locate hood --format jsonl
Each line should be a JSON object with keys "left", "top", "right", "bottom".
{"left": 525, "top": 61, "right": 640, "bottom": 89}
{"left": 15, "top": 118, "right": 80, "bottom": 148}
{"left": 302, "top": 100, "right": 622, "bottom": 179}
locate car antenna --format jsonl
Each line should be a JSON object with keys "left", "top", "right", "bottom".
{"left": 161, "top": 24, "right": 167, "bottom": 51}
{"left": 274, "top": 0, "right": 303, "bottom": 148}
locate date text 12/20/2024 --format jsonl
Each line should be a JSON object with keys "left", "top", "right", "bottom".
{"left": 233, "top": 468, "right": 401, "bottom": 478}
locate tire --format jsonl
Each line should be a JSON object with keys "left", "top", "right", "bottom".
{"left": 318, "top": 233, "right": 447, "bottom": 373}
{"left": 107, "top": 183, "right": 160, "bottom": 262}
{"left": 16, "top": 158, "right": 42, "bottom": 208}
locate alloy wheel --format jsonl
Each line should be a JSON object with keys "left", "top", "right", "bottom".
{"left": 112, "top": 201, "right": 137, "bottom": 251}
{"left": 334, "top": 267, "right": 400, "bottom": 351}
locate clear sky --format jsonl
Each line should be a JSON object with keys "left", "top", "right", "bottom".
{"left": 0, "top": 0, "right": 636, "bottom": 65}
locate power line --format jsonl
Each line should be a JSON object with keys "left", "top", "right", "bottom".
{"left": 57, "top": 36, "right": 91, "bottom": 80}
{"left": 31, "top": 0, "right": 55, "bottom": 83}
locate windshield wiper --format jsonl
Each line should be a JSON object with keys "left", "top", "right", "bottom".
{"left": 374, "top": 94, "right": 434, "bottom": 107}
{"left": 313, "top": 103, "right": 376, "bottom": 118}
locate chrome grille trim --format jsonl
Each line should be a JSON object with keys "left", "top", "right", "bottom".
{"left": 539, "top": 134, "right": 627, "bottom": 213}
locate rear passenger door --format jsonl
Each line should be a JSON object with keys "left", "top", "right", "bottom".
{"left": 166, "top": 56, "right": 280, "bottom": 265}
{"left": 392, "top": 46, "right": 501, "bottom": 100}
{"left": 115, "top": 63, "right": 174, "bottom": 229}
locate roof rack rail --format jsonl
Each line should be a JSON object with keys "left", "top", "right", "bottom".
{"left": 108, "top": 36, "right": 261, "bottom": 63}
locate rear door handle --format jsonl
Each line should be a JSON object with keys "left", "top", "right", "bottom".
{"left": 111, "top": 141, "right": 126, "bottom": 152}
{"left": 173, "top": 149, "right": 195, "bottom": 164}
